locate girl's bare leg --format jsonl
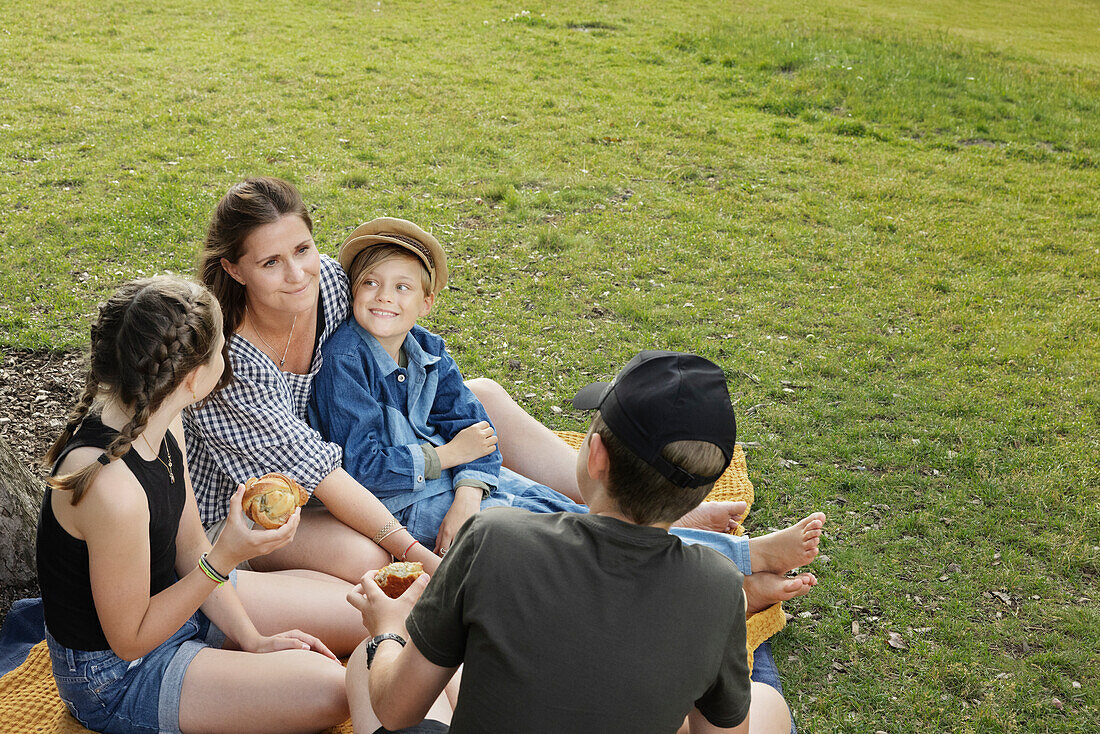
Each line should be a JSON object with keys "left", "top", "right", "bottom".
{"left": 247, "top": 505, "right": 391, "bottom": 583}
{"left": 680, "top": 683, "right": 791, "bottom": 734}
{"left": 180, "top": 647, "right": 348, "bottom": 734}
{"left": 467, "top": 378, "right": 582, "bottom": 501}
{"left": 345, "top": 641, "right": 453, "bottom": 734}
{"left": 234, "top": 570, "right": 367, "bottom": 658}
{"left": 747, "top": 681, "right": 793, "bottom": 733}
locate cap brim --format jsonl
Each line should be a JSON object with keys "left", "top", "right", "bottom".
{"left": 572, "top": 382, "right": 610, "bottom": 410}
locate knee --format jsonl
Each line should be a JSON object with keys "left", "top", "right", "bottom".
{"left": 465, "top": 377, "right": 505, "bottom": 405}
{"left": 318, "top": 661, "right": 351, "bottom": 727}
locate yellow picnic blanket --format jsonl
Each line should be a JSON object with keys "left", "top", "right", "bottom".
{"left": 0, "top": 436, "right": 782, "bottom": 734}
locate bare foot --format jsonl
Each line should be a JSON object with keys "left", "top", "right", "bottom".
{"left": 673, "top": 501, "right": 748, "bottom": 533}
{"left": 748, "top": 512, "right": 826, "bottom": 574}
{"left": 744, "top": 571, "right": 817, "bottom": 615}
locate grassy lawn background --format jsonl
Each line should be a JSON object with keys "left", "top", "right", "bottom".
{"left": 1, "top": 0, "right": 1097, "bottom": 731}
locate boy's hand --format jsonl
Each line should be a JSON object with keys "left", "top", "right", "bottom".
{"left": 436, "top": 421, "right": 498, "bottom": 469}
{"left": 348, "top": 570, "right": 430, "bottom": 635}
{"left": 434, "top": 485, "right": 481, "bottom": 555}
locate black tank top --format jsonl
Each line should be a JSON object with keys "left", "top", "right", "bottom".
{"left": 36, "top": 414, "right": 186, "bottom": 651}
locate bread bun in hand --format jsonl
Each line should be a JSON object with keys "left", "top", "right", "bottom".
{"left": 374, "top": 561, "right": 425, "bottom": 598}
{"left": 241, "top": 473, "right": 308, "bottom": 529}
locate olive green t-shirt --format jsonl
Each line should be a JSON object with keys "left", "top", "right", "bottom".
{"left": 406, "top": 508, "right": 750, "bottom": 733}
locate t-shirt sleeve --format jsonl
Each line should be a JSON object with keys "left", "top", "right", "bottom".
{"left": 405, "top": 514, "right": 486, "bottom": 668}
{"left": 694, "top": 571, "right": 752, "bottom": 727}
{"left": 186, "top": 353, "right": 343, "bottom": 495}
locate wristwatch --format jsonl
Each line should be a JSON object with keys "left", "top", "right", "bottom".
{"left": 365, "top": 632, "right": 407, "bottom": 669}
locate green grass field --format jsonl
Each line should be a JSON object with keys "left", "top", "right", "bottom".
{"left": 2, "top": 0, "right": 1097, "bottom": 730}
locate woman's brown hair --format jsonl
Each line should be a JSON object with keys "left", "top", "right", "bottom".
{"left": 197, "top": 177, "right": 313, "bottom": 338}
{"left": 44, "top": 277, "right": 225, "bottom": 504}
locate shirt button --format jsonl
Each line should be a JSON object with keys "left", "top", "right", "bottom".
{"left": 417, "top": 475, "right": 424, "bottom": 483}
{"left": 397, "top": 374, "right": 406, "bottom": 382}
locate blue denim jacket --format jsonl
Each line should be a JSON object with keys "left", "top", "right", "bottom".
{"left": 308, "top": 320, "right": 500, "bottom": 514}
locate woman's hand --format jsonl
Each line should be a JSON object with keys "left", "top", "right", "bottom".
{"left": 433, "top": 485, "right": 481, "bottom": 555}
{"left": 436, "top": 421, "right": 498, "bottom": 469}
{"left": 208, "top": 485, "right": 301, "bottom": 571}
{"left": 243, "top": 629, "right": 338, "bottom": 661}
{"left": 347, "top": 571, "right": 429, "bottom": 636}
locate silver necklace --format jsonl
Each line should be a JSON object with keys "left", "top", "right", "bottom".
{"left": 246, "top": 306, "right": 298, "bottom": 369}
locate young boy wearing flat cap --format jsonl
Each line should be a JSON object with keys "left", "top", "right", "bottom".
{"left": 308, "top": 217, "right": 590, "bottom": 557}
{"left": 345, "top": 351, "right": 795, "bottom": 734}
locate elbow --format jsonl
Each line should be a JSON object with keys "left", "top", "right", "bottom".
{"left": 375, "top": 700, "right": 424, "bottom": 732}
{"left": 111, "top": 643, "right": 146, "bottom": 662}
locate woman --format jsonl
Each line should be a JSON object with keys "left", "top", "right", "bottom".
{"left": 38, "top": 277, "right": 363, "bottom": 734}
{"left": 184, "top": 177, "right": 774, "bottom": 581}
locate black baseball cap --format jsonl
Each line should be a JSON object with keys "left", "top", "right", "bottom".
{"left": 572, "top": 350, "right": 737, "bottom": 488}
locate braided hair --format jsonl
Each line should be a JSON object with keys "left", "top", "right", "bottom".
{"left": 44, "top": 277, "right": 226, "bottom": 504}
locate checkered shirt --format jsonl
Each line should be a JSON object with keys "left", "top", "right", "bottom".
{"left": 183, "top": 255, "right": 350, "bottom": 528}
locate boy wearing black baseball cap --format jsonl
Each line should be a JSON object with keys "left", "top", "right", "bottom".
{"left": 345, "top": 350, "right": 796, "bottom": 734}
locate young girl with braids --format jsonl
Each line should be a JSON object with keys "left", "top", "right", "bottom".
{"left": 36, "top": 277, "right": 366, "bottom": 734}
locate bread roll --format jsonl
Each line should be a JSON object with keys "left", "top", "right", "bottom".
{"left": 374, "top": 561, "right": 424, "bottom": 598}
{"left": 241, "top": 472, "right": 308, "bottom": 529}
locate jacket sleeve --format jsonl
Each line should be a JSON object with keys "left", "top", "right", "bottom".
{"left": 427, "top": 343, "right": 502, "bottom": 491}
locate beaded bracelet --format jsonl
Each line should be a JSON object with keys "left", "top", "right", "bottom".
{"left": 373, "top": 519, "right": 402, "bottom": 545}
{"left": 199, "top": 552, "right": 229, "bottom": 586}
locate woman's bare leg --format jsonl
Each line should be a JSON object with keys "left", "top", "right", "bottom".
{"left": 234, "top": 570, "right": 367, "bottom": 657}
{"left": 467, "top": 377, "right": 582, "bottom": 501}
{"left": 247, "top": 505, "right": 391, "bottom": 583}
{"left": 470, "top": 377, "right": 755, "bottom": 533}
{"left": 180, "top": 647, "right": 348, "bottom": 734}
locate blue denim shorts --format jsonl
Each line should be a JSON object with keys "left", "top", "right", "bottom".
{"left": 46, "top": 608, "right": 227, "bottom": 734}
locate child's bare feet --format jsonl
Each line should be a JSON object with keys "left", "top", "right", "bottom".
{"left": 673, "top": 501, "right": 748, "bottom": 533}
{"left": 748, "top": 512, "right": 826, "bottom": 574}
{"left": 744, "top": 571, "right": 817, "bottom": 615}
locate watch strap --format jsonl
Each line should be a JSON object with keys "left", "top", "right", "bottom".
{"left": 365, "top": 632, "right": 407, "bottom": 669}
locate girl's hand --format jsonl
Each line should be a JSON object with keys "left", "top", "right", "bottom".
{"left": 244, "top": 629, "right": 338, "bottom": 661}
{"left": 434, "top": 485, "right": 481, "bottom": 555}
{"left": 210, "top": 485, "right": 301, "bottom": 569}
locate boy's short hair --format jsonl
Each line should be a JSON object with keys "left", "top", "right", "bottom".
{"left": 573, "top": 350, "right": 737, "bottom": 524}
{"left": 338, "top": 217, "right": 448, "bottom": 295}
{"left": 591, "top": 413, "right": 728, "bottom": 524}
{"left": 346, "top": 245, "right": 433, "bottom": 299}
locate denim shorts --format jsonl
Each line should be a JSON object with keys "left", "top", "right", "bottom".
{"left": 46, "top": 604, "right": 228, "bottom": 734}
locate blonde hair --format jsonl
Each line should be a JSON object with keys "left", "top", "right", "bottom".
{"left": 347, "top": 245, "right": 432, "bottom": 299}
{"left": 44, "top": 277, "right": 225, "bottom": 504}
